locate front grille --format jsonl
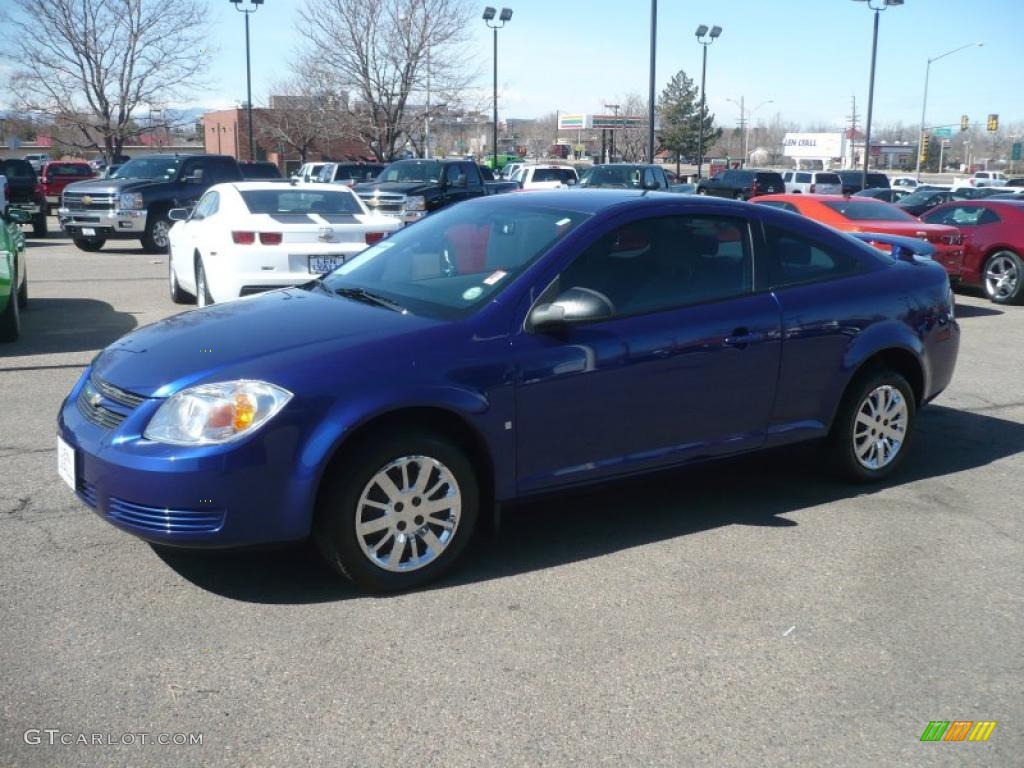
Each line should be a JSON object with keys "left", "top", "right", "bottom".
{"left": 76, "top": 376, "right": 146, "bottom": 429}
{"left": 107, "top": 497, "right": 225, "bottom": 534}
{"left": 77, "top": 390, "right": 126, "bottom": 429}
{"left": 62, "top": 193, "right": 116, "bottom": 210}
{"left": 358, "top": 192, "right": 406, "bottom": 214}
{"left": 77, "top": 478, "right": 98, "bottom": 508}
{"left": 93, "top": 377, "right": 146, "bottom": 408}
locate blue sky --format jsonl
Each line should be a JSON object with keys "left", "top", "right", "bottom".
{"left": 8, "top": 0, "right": 1021, "bottom": 131}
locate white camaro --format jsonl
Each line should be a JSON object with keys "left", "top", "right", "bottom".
{"left": 167, "top": 181, "right": 402, "bottom": 306}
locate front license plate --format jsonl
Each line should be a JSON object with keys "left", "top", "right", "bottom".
{"left": 308, "top": 255, "right": 346, "bottom": 274}
{"left": 57, "top": 436, "right": 76, "bottom": 491}
{"left": 81, "top": 227, "right": 96, "bottom": 236}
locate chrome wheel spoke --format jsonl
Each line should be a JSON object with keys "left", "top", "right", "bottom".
{"left": 853, "top": 384, "right": 909, "bottom": 470}
{"left": 355, "top": 454, "right": 462, "bottom": 573}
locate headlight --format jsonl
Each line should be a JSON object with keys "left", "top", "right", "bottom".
{"left": 144, "top": 380, "right": 292, "bottom": 445}
{"left": 403, "top": 195, "right": 426, "bottom": 212}
{"left": 119, "top": 192, "right": 144, "bottom": 210}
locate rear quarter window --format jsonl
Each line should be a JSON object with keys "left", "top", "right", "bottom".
{"left": 816, "top": 173, "right": 841, "bottom": 184}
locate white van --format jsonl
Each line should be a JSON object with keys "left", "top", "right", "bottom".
{"left": 782, "top": 170, "right": 843, "bottom": 195}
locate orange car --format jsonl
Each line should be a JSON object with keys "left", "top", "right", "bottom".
{"left": 749, "top": 194, "right": 964, "bottom": 273}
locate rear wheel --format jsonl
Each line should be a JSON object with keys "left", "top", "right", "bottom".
{"left": 983, "top": 250, "right": 1023, "bottom": 305}
{"left": 826, "top": 367, "right": 916, "bottom": 482}
{"left": 31, "top": 213, "right": 47, "bottom": 237}
{"left": 73, "top": 238, "right": 106, "bottom": 252}
{"left": 314, "top": 431, "right": 480, "bottom": 592}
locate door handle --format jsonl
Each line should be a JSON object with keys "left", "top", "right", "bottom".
{"left": 723, "top": 328, "right": 765, "bottom": 348}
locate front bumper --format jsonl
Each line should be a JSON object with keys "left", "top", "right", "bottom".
{"left": 57, "top": 371, "right": 313, "bottom": 548}
{"left": 9, "top": 202, "right": 41, "bottom": 216}
{"left": 58, "top": 207, "right": 148, "bottom": 238}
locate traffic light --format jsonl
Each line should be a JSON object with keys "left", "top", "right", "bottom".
{"left": 961, "top": 114, "right": 969, "bottom": 132}
{"left": 987, "top": 114, "right": 999, "bottom": 133}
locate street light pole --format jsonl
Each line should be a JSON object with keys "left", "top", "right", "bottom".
{"left": 915, "top": 41, "right": 982, "bottom": 180}
{"left": 483, "top": 7, "right": 513, "bottom": 171}
{"left": 604, "top": 103, "right": 619, "bottom": 163}
{"left": 230, "top": 0, "right": 264, "bottom": 162}
{"left": 853, "top": 0, "right": 902, "bottom": 191}
{"left": 694, "top": 24, "right": 722, "bottom": 180}
{"left": 648, "top": 0, "right": 657, "bottom": 163}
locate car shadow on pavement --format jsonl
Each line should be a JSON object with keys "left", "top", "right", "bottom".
{"left": 153, "top": 403, "right": 1024, "bottom": 604}
{"left": 0, "top": 298, "right": 138, "bottom": 358}
{"left": 954, "top": 303, "right": 1004, "bottom": 318}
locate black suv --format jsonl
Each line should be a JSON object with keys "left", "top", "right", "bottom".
{"left": 0, "top": 159, "right": 48, "bottom": 236}
{"left": 696, "top": 169, "right": 785, "bottom": 200}
{"left": 835, "top": 170, "right": 890, "bottom": 196}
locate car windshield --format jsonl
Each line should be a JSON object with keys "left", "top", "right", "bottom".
{"left": 319, "top": 202, "right": 590, "bottom": 319}
{"left": 110, "top": 157, "right": 181, "bottom": 180}
{"left": 578, "top": 166, "right": 642, "bottom": 188}
{"left": 823, "top": 200, "right": 915, "bottom": 221}
{"left": 0, "top": 160, "right": 36, "bottom": 180}
{"left": 377, "top": 160, "right": 442, "bottom": 183}
{"left": 48, "top": 165, "right": 92, "bottom": 177}
{"left": 337, "top": 164, "right": 383, "bottom": 181}
{"left": 898, "top": 191, "right": 941, "bottom": 206}
{"left": 240, "top": 189, "right": 364, "bottom": 215}
{"left": 532, "top": 168, "right": 577, "bottom": 183}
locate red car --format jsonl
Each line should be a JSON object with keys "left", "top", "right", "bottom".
{"left": 39, "top": 161, "right": 94, "bottom": 215}
{"left": 749, "top": 194, "right": 964, "bottom": 274}
{"left": 921, "top": 200, "right": 1024, "bottom": 305}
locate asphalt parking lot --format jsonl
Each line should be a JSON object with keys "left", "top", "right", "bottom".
{"left": 1, "top": 224, "right": 1021, "bottom": 767}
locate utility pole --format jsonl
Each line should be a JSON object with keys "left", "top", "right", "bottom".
{"left": 847, "top": 94, "right": 859, "bottom": 169}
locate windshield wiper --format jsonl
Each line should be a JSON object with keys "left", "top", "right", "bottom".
{"left": 334, "top": 287, "right": 406, "bottom": 313}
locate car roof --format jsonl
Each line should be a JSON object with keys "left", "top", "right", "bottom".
{"left": 222, "top": 181, "right": 356, "bottom": 192}
{"left": 458, "top": 188, "right": 770, "bottom": 216}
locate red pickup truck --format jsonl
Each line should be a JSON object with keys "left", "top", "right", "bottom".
{"left": 39, "top": 161, "right": 94, "bottom": 215}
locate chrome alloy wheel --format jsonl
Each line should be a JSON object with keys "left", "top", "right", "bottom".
{"left": 985, "top": 253, "right": 1019, "bottom": 301}
{"left": 853, "top": 384, "right": 908, "bottom": 470}
{"left": 151, "top": 219, "right": 171, "bottom": 249}
{"left": 196, "top": 267, "right": 209, "bottom": 307}
{"left": 355, "top": 455, "right": 461, "bottom": 573}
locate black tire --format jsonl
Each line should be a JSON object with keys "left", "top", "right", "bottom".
{"left": 31, "top": 213, "right": 47, "bottom": 237}
{"left": 0, "top": 264, "right": 21, "bottom": 342}
{"left": 697, "top": 188, "right": 708, "bottom": 195}
{"left": 314, "top": 431, "right": 480, "bottom": 592}
{"left": 142, "top": 211, "right": 171, "bottom": 254}
{"left": 195, "top": 258, "right": 213, "bottom": 307}
{"left": 17, "top": 262, "right": 27, "bottom": 309}
{"left": 169, "top": 256, "right": 194, "bottom": 304}
{"left": 826, "top": 367, "right": 916, "bottom": 483}
{"left": 982, "top": 250, "right": 1024, "bottom": 305}
{"left": 734, "top": 191, "right": 744, "bottom": 200}
{"left": 73, "top": 238, "right": 106, "bottom": 252}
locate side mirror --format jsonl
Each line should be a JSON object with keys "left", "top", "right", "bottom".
{"left": 6, "top": 208, "right": 32, "bottom": 224}
{"left": 641, "top": 170, "right": 659, "bottom": 190}
{"left": 184, "top": 172, "right": 204, "bottom": 184}
{"left": 529, "top": 287, "right": 614, "bottom": 331}
{"left": 168, "top": 208, "right": 190, "bottom": 221}
{"left": 452, "top": 174, "right": 468, "bottom": 188}
{"left": 566, "top": 178, "right": 577, "bottom": 186}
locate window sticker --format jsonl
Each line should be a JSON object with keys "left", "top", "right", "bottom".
{"left": 462, "top": 286, "right": 484, "bottom": 301}
{"left": 483, "top": 270, "right": 507, "bottom": 286}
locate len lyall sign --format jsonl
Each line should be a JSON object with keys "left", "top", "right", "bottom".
{"left": 782, "top": 132, "right": 844, "bottom": 160}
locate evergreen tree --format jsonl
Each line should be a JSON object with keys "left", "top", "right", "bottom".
{"left": 657, "top": 70, "right": 722, "bottom": 172}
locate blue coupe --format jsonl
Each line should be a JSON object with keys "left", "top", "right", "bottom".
{"left": 57, "top": 190, "right": 959, "bottom": 591}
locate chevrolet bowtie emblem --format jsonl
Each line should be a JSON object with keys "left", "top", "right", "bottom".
{"left": 318, "top": 226, "right": 335, "bottom": 242}
{"left": 81, "top": 195, "right": 93, "bottom": 206}
{"left": 85, "top": 384, "right": 103, "bottom": 407}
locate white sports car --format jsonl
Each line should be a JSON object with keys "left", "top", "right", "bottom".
{"left": 167, "top": 181, "right": 402, "bottom": 306}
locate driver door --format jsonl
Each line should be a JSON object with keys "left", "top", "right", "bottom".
{"left": 169, "top": 192, "right": 217, "bottom": 293}
{"left": 512, "top": 212, "right": 782, "bottom": 494}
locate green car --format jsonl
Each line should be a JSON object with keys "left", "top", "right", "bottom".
{"left": 0, "top": 207, "right": 30, "bottom": 342}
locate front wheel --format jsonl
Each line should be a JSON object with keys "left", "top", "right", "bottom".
{"left": 195, "top": 259, "right": 214, "bottom": 307}
{"left": 73, "top": 238, "right": 106, "bottom": 252}
{"left": 142, "top": 212, "right": 171, "bottom": 254}
{"left": 983, "top": 250, "right": 1023, "bottom": 305}
{"left": 169, "top": 255, "right": 194, "bottom": 304}
{"left": 826, "top": 368, "right": 916, "bottom": 482}
{"left": 314, "top": 432, "right": 480, "bottom": 592}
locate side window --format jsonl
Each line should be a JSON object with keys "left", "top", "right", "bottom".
{"left": 180, "top": 158, "right": 203, "bottom": 180}
{"left": 924, "top": 206, "right": 987, "bottom": 226}
{"left": 191, "top": 192, "right": 218, "bottom": 220}
{"left": 463, "top": 162, "right": 482, "bottom": 185}
{"left": 978, "top": 208, "right": 1000, "bottom": 225}
{"left": 764, "top": 225, "right": 860, "bottom": 287}
{"left": 557, "top": 215, "right": 753, "bottom": 318}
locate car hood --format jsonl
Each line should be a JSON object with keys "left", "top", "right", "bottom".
{"left": 92, "top": 287, "right": 442, "bottom": 397}
{"left": 353, "top": 181, "right": 437, "bottom": 196}
{"left": 63, "top": 177, "right": 163, "bottom": 196}
{"left": 847, "top": 221, "right": 956, "bottom": 237}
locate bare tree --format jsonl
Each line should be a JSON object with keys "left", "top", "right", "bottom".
{"left": 613, "top": 93, "right": 651, "bottom": 163}
{"left": 295, "top": 0, "right": 476, "bottom": 161}
{"left": 257, "top": 76, "right": 356, "bottom": 163}
{"left": 0, "top": 0, "right": 208, "bottom": 162}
